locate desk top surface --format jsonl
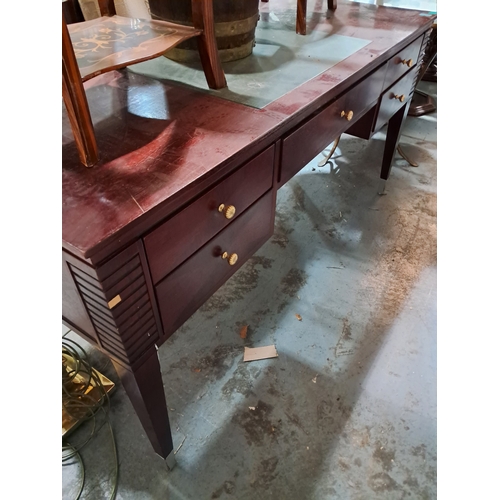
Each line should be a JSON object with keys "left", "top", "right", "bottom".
{"left": 62, "top": 0, "right": 435, "bottom": 261}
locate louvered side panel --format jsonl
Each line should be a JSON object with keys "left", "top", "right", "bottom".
{"left": 409, "top": 29, "right": 431, "bottom": 96}
{"left": 67, "top": 241, "right": 163, "bottom": 368}
{"left": 68, "top": 262, "right": 129, "bottom": 363}
{"left": 101, "top": 241, "right": 163, "bottom": 367}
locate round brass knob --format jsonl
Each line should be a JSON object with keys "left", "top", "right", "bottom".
{"left": 401, "top": 58, "right": 413, "bottom": 67}
{"left": 218, "top": 204, "right": 236, "bottom": 220}
{"left": 393, "top": 94, "right": 405, "bottom": 102}
{"left": 340, "top": 110, "right": 354, "bottom": 121}
{"left": 221, "top": 252, "right": 238, "bottom": 265}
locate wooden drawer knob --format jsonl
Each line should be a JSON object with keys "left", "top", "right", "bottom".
{"left": 218, "top": 204, "right": 236, "bottom": 219}
{"left": 401, "top": 58, "right": 413, "bottom": 67}
{"left": 340, "top": 110, "right": 354, "bottom": 121}
{"left": 221, "top": 251, "right": 238, "bottom": 265}
{"left": 392, "top": 94, "right": 405, "bottom": 102}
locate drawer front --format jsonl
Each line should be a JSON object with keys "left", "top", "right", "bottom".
{"left": 383, "top": 34, "right": 424, "bottom": 91}
{"left": 280, "top": 64, "right": 386, "bottom": 186}
{"left": 156, "top": 190, "right": 275, "bottom": 339}
{"left": 375, "top": 66, "right": 418, "bottom": 132}
{"left": 145, "top": 145, "right": 275, "bottom": 285}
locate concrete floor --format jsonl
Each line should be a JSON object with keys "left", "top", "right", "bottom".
{"left": 63, "top": 82, "right": 437, "bottom": 500}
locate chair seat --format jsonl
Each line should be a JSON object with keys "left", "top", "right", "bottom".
{"left": 68, "top": 15, "right": 202, "bottom": 81}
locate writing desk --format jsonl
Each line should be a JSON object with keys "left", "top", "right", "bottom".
{"left": 62, "top": 0, "right": 435, "bottom": 466}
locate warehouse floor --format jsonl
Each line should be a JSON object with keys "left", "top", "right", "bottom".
{"left": 63, "top": 82, "right": 437, "bottom": 500}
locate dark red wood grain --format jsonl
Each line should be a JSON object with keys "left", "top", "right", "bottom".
{"left": 144, "top": 144, "right": 275, "bottom": 284}
{"left": 62, "top": 0, "right": 436, "bottom": 461}
{"left": 279, "top": 60, "right": 387, "bottom": 186}
{"left": 63, "top": 1, "right": 434, "bottom": 264}
{"left": 155, "top": 190, "right": 275, "bottom": 340}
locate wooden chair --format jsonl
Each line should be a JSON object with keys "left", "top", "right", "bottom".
{"left": 260, "top": 0, "right": 337, "bottom": 35}
{"left": 296, "top": 0, "right": 337, "bottom": 35}
{"left": 62, "top": 0, "right": 227, "bottom": 167}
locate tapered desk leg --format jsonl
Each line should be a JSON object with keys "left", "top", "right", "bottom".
{"left": 380, "top": 102, "right": 411, "bottom": 181}
{"left": 111, "top": 352, "right": 175, "bottom": 467}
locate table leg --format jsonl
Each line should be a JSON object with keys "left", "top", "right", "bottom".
{"left": 380, "top": 102, "right": 411, "bottom": 182}
{"left": 111, "top": 352, "right": 175, "bottom": 467}
{"left": 328, "top": 0, "right": 338, "bottom": 10}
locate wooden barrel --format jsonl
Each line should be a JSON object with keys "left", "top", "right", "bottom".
{"left": 148, "top": 0, "right": 260, "bottom": 62}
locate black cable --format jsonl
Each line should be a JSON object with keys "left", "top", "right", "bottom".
{"left": 62, "top": 335, "right": 119, "bottom": 500}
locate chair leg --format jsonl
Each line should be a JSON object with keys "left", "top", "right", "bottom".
{"left": 62, "top": 16, "right": 98, "bottom": 167}
{"left": 191, "top": 0, "right": 227, "bottom": 90}
{"left": 327, "top": 0, "right": 338, "bottom": 11}
{"left": 296, "top": 0, "right": 307, "bottom": 35}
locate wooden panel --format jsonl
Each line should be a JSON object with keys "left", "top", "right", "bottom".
{"left": 280, "top": 93, "right": 346, "bottom": 186}
{"left": 112, "top": 285, "right": 149, "bottom": 321}
{"left": 382, "top": 34, "right": 424, "bottom": 91}
{"left": 104, "top": 265, "right": 144, "bottom": 299}
{"left": 66, "top": 241, "right": 163, "bottom": 367}
{"left": 62, "top": 252, "right": 98, "bottom": 341}
{"left": 73, "top": 275, "right": 107, "bottom": 301}
{"left": 114, "top": 293, "right": 151, "bottom": 329}
{"left": 144, "top": 145, "right": 275, "bottom": 284}
{"left": 375, "top": 66, "right": 418, "bottom": 133}
{"left": 122, "top": 315, "right": 157, "bottom": 345}
{"left": 156, "top": 190, "right": 275, "bottom": 340}
{"left": 280, "top": 63, "right": 386, "bottom": 186}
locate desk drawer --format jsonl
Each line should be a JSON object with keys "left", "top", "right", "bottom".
{"left": 155, "top": 190, "right": 275, "bottom": 339}
{"left": 144, "top": 145, "right": 274, "bottom": 285}
{"left": 280, "top": 65, "right": 385, "bottom": 186}
{"left": 383, "top": 34, "right": 423, "bottom": 91}
{"left": 375, "top": 66, "right": 418, "bottom": 132}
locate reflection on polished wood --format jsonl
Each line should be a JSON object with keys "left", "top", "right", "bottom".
{"left": 62, "top": 2, "right": 226, "bottom": 168}
{"left": 63, "top": 1, "right": 435, "bottom": 460}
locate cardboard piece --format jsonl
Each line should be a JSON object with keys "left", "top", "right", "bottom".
{"left": 243, "top": 345, "right": 278, "bottom": 362}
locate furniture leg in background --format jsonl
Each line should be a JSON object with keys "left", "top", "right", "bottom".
{"left": 260, "top": 0, "right": 337, "bottom": 35}
{"left": 296, "top": 0, "right": 337, "bottom": 35}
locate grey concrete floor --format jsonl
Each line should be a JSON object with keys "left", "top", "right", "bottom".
{"left": 63, "top": 82, "right": 437, "bottom": 500}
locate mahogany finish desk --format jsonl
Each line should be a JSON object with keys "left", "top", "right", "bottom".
{"left": 62, "top": 1, "right": 435, "bottom": 466}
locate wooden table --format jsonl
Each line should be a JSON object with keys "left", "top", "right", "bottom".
{"left": 62, "top": 0, "right": 435, "bottom": 467}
